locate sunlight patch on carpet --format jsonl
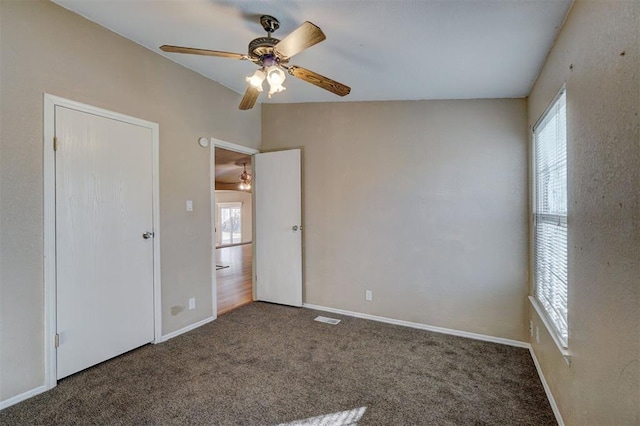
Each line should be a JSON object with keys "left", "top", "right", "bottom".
{"left": 278, "top": 406, "right": 367, "bottom": 426}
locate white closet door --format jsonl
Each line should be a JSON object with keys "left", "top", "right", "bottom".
{"left": 254, "top": 149, "right": 302, "bottom": 307}
{"left": 55, "top": 105, "right": 155, "bottom": 379}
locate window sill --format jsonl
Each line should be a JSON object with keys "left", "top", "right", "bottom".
{"left": 528, "top": 296, "right": 572, "bottom": 366}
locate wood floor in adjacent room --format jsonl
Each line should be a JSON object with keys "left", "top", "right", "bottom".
{"left": 216, "top": 243, "right": 252, "bottom": 315}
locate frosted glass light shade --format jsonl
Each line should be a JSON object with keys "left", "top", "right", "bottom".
{"left": 246, "top": 69, "right": 266, "bottom": 91}
{"left": 266, "top": 66, "right": 286, "bottom": 98}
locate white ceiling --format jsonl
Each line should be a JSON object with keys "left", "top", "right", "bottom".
{"left": 52, "top": 0, "right": 573, "bottom": 104}
{"left": 214, "top": 147, "right": 251, "bottom": 184}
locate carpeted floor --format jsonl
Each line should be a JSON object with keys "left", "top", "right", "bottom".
{"left": 0, "top": 302, "right": 555, "bottom": 425}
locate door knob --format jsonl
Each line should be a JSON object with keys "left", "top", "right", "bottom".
{"left": 292, "top": 225, "right": 299, "bottom": 231}
{"left": 142, "top": 232, "right": 154, "bottom": 239}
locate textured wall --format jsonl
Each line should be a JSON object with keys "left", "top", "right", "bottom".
{"left": 263, "top": 99, "right": 529, "bottom": 341}
{"left": 527, "top": 0, "right": 640, "bottom": 424}
{"left": 0, "top": 0, "right": 260, "bottom": 401}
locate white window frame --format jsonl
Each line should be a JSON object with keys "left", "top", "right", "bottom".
{"left": 217, "top": 202, "right": 243, "bottom": 246}
{"left": 530, "top": 86, "right": 571, "bottom": 363}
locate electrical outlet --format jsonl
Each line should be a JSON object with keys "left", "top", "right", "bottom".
{"left": 186, "top": 200, "right": 193, "bottom": 212}
{"left": 529, "top": 320, "right": 534, "bottom": 336}
{"left": 365, "top": 290, "right": 373, "bottom": 301}
{"left": 535, "top": 326, "right": 540, "bottom": 344}
{"left": 188, "top": 297, "right": 195, "bottom": 310}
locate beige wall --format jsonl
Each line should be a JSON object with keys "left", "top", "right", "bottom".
{"left": 0, "top": 0, "right": 260, "bottom": 401}
{"left": 263, "top": 99, "right": 529, "bottom": 341}
{"left": 214, "top": 190, "right": 253, "bottom": 245}
{"left": 527, "top": 1, "right": 640, "bottom": 424}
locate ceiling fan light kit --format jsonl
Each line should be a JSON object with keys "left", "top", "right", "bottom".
{"left": 160, "top": 14, "right": 350, "bottom": 110}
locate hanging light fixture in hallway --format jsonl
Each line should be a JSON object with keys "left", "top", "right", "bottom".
{"left": 238, "top": 163, "right": 252, "bottom": 191}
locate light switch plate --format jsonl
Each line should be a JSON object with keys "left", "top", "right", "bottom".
{"left": 186, "top": 200, "right": 193, "bottom": 212}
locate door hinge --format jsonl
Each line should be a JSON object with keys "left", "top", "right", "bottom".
{"left": 54, "top": 333, "right": 60, "bottom": 348}
{"left": 53, "top": 137, "right": 58, "bottom": 151}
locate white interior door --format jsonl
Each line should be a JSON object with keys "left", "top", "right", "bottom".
{"left": 254, "top": 149, "right": 302, "bottom": 307}
{"left": 55, "top": 105, "right": 155, "bottom": 379}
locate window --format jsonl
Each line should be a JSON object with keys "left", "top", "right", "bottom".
{"left": 217, "top": 202, "right": 242, "bottom": 246}
{"left": 532, "top": 88, "right": 568, "bottom": 347}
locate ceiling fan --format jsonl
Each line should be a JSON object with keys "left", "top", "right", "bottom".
{"left": 160, "top": 15, "right": 351, "bottom": 110}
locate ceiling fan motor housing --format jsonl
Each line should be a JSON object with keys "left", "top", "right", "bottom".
{"left": 248, "top": 37, "right": 281, "bottom": 61}
{"left": 249, "top": 15, "right": 289, "bottom": 65}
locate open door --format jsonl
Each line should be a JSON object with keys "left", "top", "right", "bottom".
{"left": 254, "top": 149, "right": 302, "bottom": 307}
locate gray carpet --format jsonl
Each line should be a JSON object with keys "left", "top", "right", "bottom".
{"left": 0, "top": 302, "right": 555, "bottom": 425}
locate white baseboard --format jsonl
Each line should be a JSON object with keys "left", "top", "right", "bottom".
{"left": 0, "top": 317, "right": 215, "bottom": 410}
{"left": 160, "top": 316, "right": 215, "bottom": 342}
{"left": 303, "top": 303, "right": 563, "bottom": 426}
{"left": 1, "top": 310, "right": 563, "bottom": 426}
{"left": 0, "top": 385, "right": 47, "bottom": 411}
{"left": 303, "top": 303, "right": 529, "bottom": 348}
{"left": 529, "top": 346, "right": 564, "bottom": 426}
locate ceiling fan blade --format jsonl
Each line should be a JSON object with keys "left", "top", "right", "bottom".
{"left": 239, "top": 85, "right": 260, "bottom": 110}
{"left": 273, "top": 22, "right": 326, "bottom": 59}
{"left": 160, "top": 45, "right": 247, "bottom": 60}
{"left": 287, "top": 66, "right": 351, "bottom": 97}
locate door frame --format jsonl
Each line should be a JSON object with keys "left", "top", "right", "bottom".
{"left": 210, "top": 138, "right": 259, "bottom": 315}
{"left": 43, "top": 94, "right": 162, "bottom": 390}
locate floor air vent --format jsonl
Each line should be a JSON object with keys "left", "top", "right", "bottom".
{"left": 314, "top": 316, "right": 341, "bottom": 325}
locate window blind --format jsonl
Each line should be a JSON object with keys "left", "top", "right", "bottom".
{"left": 533, "top": 89, "right": 568, "bottom": 347}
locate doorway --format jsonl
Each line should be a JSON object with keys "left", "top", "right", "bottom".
{"left": 210, "top": 140, "right": 303, "bottom": 315}
{"left": 211, "top": 141, "right": 257, "bottom": 315}
{"left": 43, "top": 95, "right": 161, "bottom": 389}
